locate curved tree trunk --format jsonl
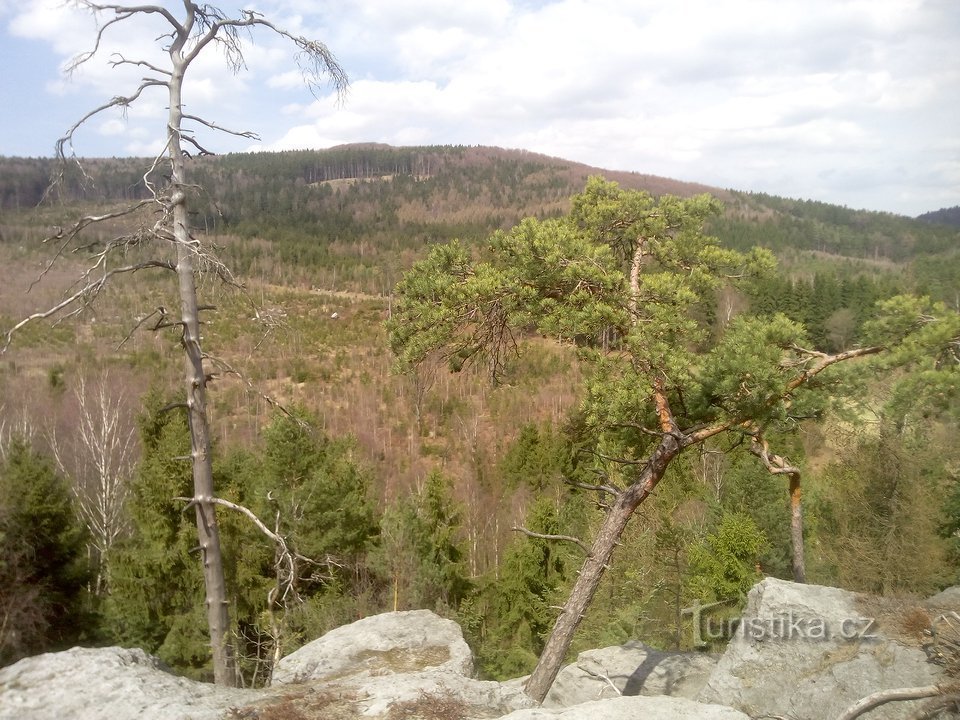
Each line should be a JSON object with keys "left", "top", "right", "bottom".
{"left": 524, "top": 432, "right": 682, "bottom": 703}
{"left": 749, "top": 432, "right": 806, "bottom": 583}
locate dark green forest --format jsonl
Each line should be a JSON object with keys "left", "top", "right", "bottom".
{"left": 1, "top": 146, "right": 958, "bottom": 684}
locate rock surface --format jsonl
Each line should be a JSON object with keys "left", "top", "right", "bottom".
{"left": 263, "top": 608, "right": 533, "bottom": 718}
{"left": 502, "top": 695, "right": 751, "bottom": 719}
{"left": 4, "top": 584, "right": 953, "bottom": 720}
{"left": 542, "top": 641, "right": 717, "bottom": 708}
{"left": 0, "top": 646, "right": 249, "bottom": 720}
{"left": 698, "top": 577, "right": 950, "bottom": 720}
{"left": 271, "top": 608, "right": 473, "bottom": 684}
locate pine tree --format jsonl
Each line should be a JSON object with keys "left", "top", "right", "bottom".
{"left": 389, "top": 176, "right": 886, "bottom": 701}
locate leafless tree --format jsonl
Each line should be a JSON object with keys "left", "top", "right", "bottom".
{"left": 49, "top": 372, "right": 137, "bottom": 595}
{"left": 0, "top": 1, "right": 347, "bottom": 685}
{"left": 0, "top": 405, "right": 38, "bottom": 462}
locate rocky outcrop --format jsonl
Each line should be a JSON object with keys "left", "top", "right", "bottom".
{"left": 698, "top": 577, "right": 954, "bottom": 720}
{"left": 271, "top": 608, "right": 473, "bottom": 683}
{"left": 542, "top": 641, "right": 717, "bottom": 708}
{"left": 0, "top": 611, "right": 533, "bottom": 720}
{"left": 3, "top": 584, "right": 955, "bottom": 720}
{"left": 0, "top": 646, "right": 249, "bottom": 720}
{"left": 265, "top": 609, "right": 533, "bottom": 718}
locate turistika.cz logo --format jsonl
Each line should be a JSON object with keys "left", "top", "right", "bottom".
{"left": 682, "top": 599, "right": 877, "bottom": 648}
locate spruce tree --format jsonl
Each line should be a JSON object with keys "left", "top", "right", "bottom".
{"left": 0, "top": 439, "right": 90, "bottom": 665}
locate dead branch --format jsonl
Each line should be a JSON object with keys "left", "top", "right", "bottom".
{"left": 835, "top": 685, "right": 941, "bottom": 720}
{"left": 180, "top": 113, "right": 260, "bottom": 140}
{"left": 3, "top": 260, "right": 176, "bottom": 353}
{"left": 748, "top": 430, "right": 800, "bottom": 477}
{"left": 566, "top": 479, "right": 622, "bottom": 498}
{"left": 53, "top": 80, "right": 167, "bottom": 165}
{"left": 512, "top": 526, "right": 590, "bottom": 555}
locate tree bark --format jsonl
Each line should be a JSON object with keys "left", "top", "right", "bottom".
{"left": 749, "top": 432, "right": 806, "bottom": 583}
{"left": 168, "top": 58, "right": 234, "bottom": 685}
{"left": 788, "top": 474, "right": 806, "bottom": 583}
{"left": 524, "top": 432, "right": 681, "bottom": 703}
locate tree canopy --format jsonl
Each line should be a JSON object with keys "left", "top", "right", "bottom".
{"left": 389, "top": 176, "right": 887, "bottom": 701}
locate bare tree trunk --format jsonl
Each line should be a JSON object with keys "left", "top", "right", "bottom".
{"left": 2, "top": 0, "right": 346, "bottom": 688}
{"left": 168, "top": 61, "right": 234, "bottom": 686}
{"left": 750, "top": 431, "right": 806, "bottom": 583}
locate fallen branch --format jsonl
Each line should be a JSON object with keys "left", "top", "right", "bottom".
{"left": 835, "top": 685, "right": 941, "bottom": 720}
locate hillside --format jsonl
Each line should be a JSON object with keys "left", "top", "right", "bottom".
{"left": 1, "top": 144, "right": 956, "bottom": 499}
{"left": 1, "top": 145, "right": 958, "bottom": 685}
{"left": 918, "top": 205, "right": 960, "bottom": 228}
{"left": 3, "top": 145, "right": 956, "bottom": 295}
{"left": 1, "top": 143, "right": 957, "bottom": 520}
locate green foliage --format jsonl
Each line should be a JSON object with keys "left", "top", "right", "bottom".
{"left": 812, "top": 427, "right": 955, "bottom": 594}
{"left": 464, "top": 496, "right": 581, "bottom": 679}
{"left": 715, "top": 191, "right": 960, "bottom": 262}
{"left": 372, "top": 471, "right": 470, "bottom": 613}
{"left": 0, "top": 438, "right": 91, "bottom": 665}
{"left": 105, "top": 390, "right": 209, "bottom": 675}
{"left": 686, "top": 512, "right": 767, "bottom": 603}
{"left": 390, "top": 177, "right": 785, "bottom": 445}
{"left": 105, "top": 400, "right": 381, "bottom": 681}
{"left": 862, "top": 295, "right": 960, "bottom": 426}
{"left": 745, "top": 271, "right": 901, "bottom": 351}
{"left": 499, "top": 422, "right": 567, "bottom": 491}
{"left": 718, "top": 449, "right": 793, "bottom": 579}
{"left": 259, "top": 410, "right": 379, "bottom": 567}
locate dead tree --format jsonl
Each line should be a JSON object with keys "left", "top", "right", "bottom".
{"left": 1, "top": 1, "right": 347, "bottom": 686}
{"left": 748, "top": 428, "right": 806, "bottom": 583}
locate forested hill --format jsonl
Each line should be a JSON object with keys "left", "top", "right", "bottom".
{"left": 3, "top": 144, "right": 960, "bottom": 685}
{"left": 1, "top": 144, "right": 957, "bottom": 296}
{"left": 918, "top": 205, "right": 960, "bottom": 228}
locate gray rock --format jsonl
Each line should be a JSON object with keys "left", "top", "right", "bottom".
{"left": 698, "top": 577, "right": 948, "bottom": 720}
{"left": 542, "top": 641, "right": 717, "bottom": 708}
{"left": 501, "top": 695, "right": 751, "bottom": 719}
{"left": 263, "top": 609, "right": 533, "bottom": 718}
{"left": 310, "top": 668, "right": 535, "bottom": 718}
{"left": 927, "top": 586, "right": 960, "bottom": 607}
{"left": 0, "top": 646, "right": 252, "bottom": 720}
{"left": 271, "top": 608, "right": 473, "bottom": 685}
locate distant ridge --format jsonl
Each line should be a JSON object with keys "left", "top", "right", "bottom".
{"left": 317, "top": 143, "right": 728, "bottom": 199}
{"left": 917, "top": 206, "right": 960, "bottom": 228}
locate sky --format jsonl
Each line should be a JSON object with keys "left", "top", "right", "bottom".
{"left": 0, "top": 0, "right": 958, "bottom": 217}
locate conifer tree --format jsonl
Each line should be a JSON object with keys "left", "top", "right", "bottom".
{"left": 390, "top": 177, "right": 887, "bottom": 702}
{"left": 0, "top": 439, "right": 90, "bottom": 665}
{"left": 372, "top": 470, "right": 469, "bottom": 612}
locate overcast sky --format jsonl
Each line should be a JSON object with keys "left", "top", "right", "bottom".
{"left": 1, "top": 0, "right": 957, "bottom": 216}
